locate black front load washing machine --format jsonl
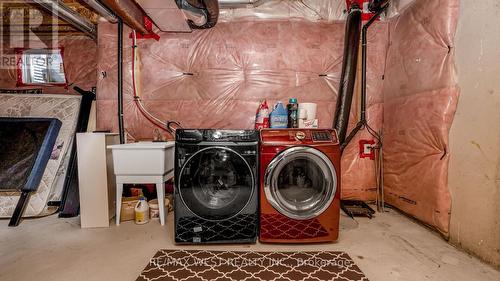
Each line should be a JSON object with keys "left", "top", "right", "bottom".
{"left": 174, "top": 129, "right": 259, "bottom": 244}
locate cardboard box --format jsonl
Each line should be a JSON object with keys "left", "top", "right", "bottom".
{"left": 120, "top": 196, "right": 140, "bottom": 222}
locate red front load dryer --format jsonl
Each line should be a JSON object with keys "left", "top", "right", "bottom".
{"left": 259, "top": 129, "right": 341, "bottom": 243}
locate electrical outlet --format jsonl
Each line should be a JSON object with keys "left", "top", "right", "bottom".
{"left": 359, "top": 139, "right": 376, "bottom": 160}
{"left": 363, "top": 143, "right": 372, "bottom": 154}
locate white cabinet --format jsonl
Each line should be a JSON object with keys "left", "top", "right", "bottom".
{"left": 77, "top": 133, "right": 119, "bottom": 228}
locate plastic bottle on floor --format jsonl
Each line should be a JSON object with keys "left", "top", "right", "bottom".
{"left": 134, "top": 196, "right": 149, "bottom": 225}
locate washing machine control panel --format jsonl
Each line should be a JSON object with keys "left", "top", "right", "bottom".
{"left": 176, "top": 129, "right": 260, "bottom": 143}
{"left": 204, "top": 130, "right": 260, "bottom": 142}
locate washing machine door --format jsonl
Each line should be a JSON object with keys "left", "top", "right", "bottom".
{"left": 264, "top": 146, "right": 337, "bottom": 220}
{"left": 178, "top": 146, "right": 254, "bottom": 221}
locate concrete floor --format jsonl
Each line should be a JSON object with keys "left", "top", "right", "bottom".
{"left": 0, "top": 209, "right": 498, "bottom": 281}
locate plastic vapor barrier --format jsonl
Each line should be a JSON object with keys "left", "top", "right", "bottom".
{"left": 382, "top": 0, "right": 459, "bottom": 235}
{"left": 94, "top": 0, "right": 459, "bottom": 233}
{"left": 96, "top": 19, "right": 389, "bottom": 201}
{"left": 218, "top": 0, "right": 347, "bottom": 22}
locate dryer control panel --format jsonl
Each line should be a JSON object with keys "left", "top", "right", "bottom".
{"left": 312, "top": 131, "right": 332, "bottom": 142}
{"left": 261, "top": 129, "right": 339, "bottom": 144}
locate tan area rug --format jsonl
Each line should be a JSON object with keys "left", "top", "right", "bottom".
{"left": 137, "top": 250, "right": 368, "bottom": 281}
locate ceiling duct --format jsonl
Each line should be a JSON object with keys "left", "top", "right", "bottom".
{"left": 135, "top": 0, "right": 191, "bottom": 32}
{"left": 81, "top": 0, "right": 118, "bottom": 23}
{"left": 176, "top": 0, "right": 219, "bottom": 29}
{"left": 33, "top": 0, "right": 97, "bottom": 39}
{"left": 218, "top": 0, "right": 264, "bottom": 8}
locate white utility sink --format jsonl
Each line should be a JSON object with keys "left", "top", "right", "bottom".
{"left": 107, "top": 141, "right": 175, "bottom": 176}
{"left": 107, "top": 141, "right": 175, "bottom": 226}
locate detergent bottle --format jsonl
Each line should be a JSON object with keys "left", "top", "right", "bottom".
{"left": 270, "top": 101, "right": 288, "bottom": 128}
{"left": 287, "top": 98, "right": 299, "bottom": 128}
{"left": 134, "top": 196, "right": 150, "bottom": 225}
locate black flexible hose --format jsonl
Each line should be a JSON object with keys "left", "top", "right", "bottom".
{"left": 341, "top": 3, "right": 389, "bottom": 151}
{"left": 333, "top": 4, "right": 362, "bottom": 146}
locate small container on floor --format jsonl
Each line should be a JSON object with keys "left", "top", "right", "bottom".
{"left": 148, "top": 198, "right": 171, "bottom": 220}
{"left": 134, "top": 196, "right": 150, "bottom": 224}
{"left": 120, "top": 196, "right": 140, "bottom": 222}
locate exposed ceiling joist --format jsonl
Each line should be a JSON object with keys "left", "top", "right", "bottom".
{"left": 0, "top": 0, "right": 104, "bottom": 40}
{"left": 33, "top": 0, "right": 97, "bottom": 39}
{"left": 80, "top": 0, "right": 117, "bottom": 23}
{"left": 100, "top": 0, "right": 148, "bottom": 34}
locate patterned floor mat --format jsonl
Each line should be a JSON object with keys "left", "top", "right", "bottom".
{"left": 137, "top": 250, "right": 368, "bottom": 281}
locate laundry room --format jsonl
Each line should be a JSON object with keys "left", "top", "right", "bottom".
{"left": 0, "top": 0, "right": 498, "bottom": 280}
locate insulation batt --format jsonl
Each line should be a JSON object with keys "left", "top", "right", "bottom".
{"left": 96, "top": 0, "right": 459, "bottom": 234}
{"left": 96, "top": 20, "right": 389, "bottom": 201}
{"left": 383, "top": 0, "right": 459, "bottom": 235}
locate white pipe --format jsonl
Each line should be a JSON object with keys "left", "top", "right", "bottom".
{"left": 218, "top": 0, "right": 265, "bottom": 8}
{"left": 33, "top": 0, "right": 96, "bottom": 39}
{"left": 131, "top": 30, "right": 168, "bottom": 128}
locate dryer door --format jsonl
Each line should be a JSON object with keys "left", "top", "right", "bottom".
{"left": 264, "top": 146, "right": 337, "bottom": 220}
{"left": 178, "top": 146, "right": 254, "bottom": 220}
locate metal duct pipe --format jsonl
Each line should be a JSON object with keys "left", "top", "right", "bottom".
{"left": 218, "top": 0, "right": 264, "bottom": 8}
{"left": 332, "top": 3, "right": 362, "bottom": 149}
{"left": 117, "top": 18, "right": 125, "bottom": 144}
{"left": 33, "top": 0, "right": 96, "bottom": 39}
{"left": 361, "top": 4, "right": 388, "bottom": 121}
{"left": 101, "top": 0, "right": 148, "bottom": 34}
{"left": 81, "top": 0, "right": 118, "bottom": 23}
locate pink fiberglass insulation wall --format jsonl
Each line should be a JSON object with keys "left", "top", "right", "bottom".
{"left": 95, "top": 0, "right": 460, "bottom": 234}
{"left": 95, "top": 20, "right": 389, "bottom": 201}
{"left": 382, "top": 0, "right": 459, "bottom": 235}
{"left": 0, "top": 37, "right": 97, "bottom": 93}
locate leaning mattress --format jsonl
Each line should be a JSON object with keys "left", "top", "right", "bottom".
{"left": 0, "top": 94, "right": 81, "bottom": 217}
